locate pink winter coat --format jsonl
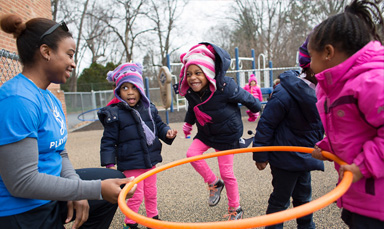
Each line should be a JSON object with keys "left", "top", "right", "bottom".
{"left": 315, "top": 41, "right": 384, "bottom": 220}
{"left": 243, "top": 75, "right": 263, "bottom": 102}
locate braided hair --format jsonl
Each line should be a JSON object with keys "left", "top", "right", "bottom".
{"left": 309, "top": 0, "right": 384, "bottom": 57}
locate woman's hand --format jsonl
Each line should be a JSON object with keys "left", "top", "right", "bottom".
{"left": 66, "top": 200, "right": 89, "bottom": 229}
{"left": 101, "top": 177, "right": 137, "bottom": 203}
{"left": 339, "top": 163, "right": 363, "bottom": 183}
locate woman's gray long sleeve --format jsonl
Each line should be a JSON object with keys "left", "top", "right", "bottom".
{"left": 0, "top": 138, "right": 101, "bottom": 201}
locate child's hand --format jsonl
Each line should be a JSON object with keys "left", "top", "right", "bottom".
{"left": 311, "top": 145, "right": 331, "bottom": 161}
{"left": 166, "top": 129, "right": 178, "bottom": 139}
{"left": 106, "top": 164, "right": 116, "bottom": 170}
{"left": 183, "top": 122, "right": 192, "bottom": 138}
{"left": 255, "top": 161, "right": 268, "bottom": 170}
{"left": 339, "top": 163, "right": 363, "bottom": 183}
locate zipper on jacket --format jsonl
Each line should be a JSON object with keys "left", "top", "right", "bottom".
{"left": 323, "top": 98, "right": 336, "bottom": 154}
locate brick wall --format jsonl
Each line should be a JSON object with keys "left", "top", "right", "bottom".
{"left": 0, "top": 0, "right": 67, "bottom": 116}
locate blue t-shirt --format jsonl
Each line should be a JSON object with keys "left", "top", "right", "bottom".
{"left": 0, "top": 73, "right": 68, "bottom": 216}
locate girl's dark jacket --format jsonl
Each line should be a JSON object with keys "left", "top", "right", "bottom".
{"left": 184, "top": 42, "right": 261, "bottom": 151}
{"left": 253, "top": 70, "right": 324, "bottom": 171}
{"left": 98, "top": 101, "right": 173, "bottom": 171}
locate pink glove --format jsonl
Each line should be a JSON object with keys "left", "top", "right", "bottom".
{"left": 183, "top": 122, "right": 193, "bottom": 138}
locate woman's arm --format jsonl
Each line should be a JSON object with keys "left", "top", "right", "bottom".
{"left": 0, "top": 138, "right": 101, "bottom": 201}
{"left": 60, "top": 148, "right": 80, "bottom": 180}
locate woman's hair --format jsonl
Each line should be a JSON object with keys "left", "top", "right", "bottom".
{"left": 309, "top": 0, "right": 384, "bottom": 56}
{"left": 0, "top": 14, "right": 72, "bottom": 66}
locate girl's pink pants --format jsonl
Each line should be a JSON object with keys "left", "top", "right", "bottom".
{"left": 123, "top": 167, "right": 157, "bottom": 224}
{"left": 187, "top": 138, "right": 240, "bottom": 208}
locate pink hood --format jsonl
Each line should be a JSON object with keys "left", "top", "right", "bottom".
{"left": 315, "top": 41, "right": 384, "bottom": 220}
{"left": 248, "top": 74, "right": 257, "bottom": 85}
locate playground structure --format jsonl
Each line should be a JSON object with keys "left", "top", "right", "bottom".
{"left": 118, "top": 146, "right": 352, "bottom": 229}
{"left": 166, "top": 48, "right": 301, "bottom": 112}
{"left": 62, "top": 47, "right": 302, "bottom": 127}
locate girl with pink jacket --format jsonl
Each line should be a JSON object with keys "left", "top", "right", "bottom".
{"left": 243, "top": 74, "right": 263, "bottom": 122}
{"left": 310, "top": 0, "right": 384, "bottom": 228}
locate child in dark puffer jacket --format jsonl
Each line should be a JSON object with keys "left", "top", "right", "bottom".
{"left": 180, "top": 42, "right": 261, "bottom": 220}
{"left": 98, "top": 62, "right": 177, "bottom": 229}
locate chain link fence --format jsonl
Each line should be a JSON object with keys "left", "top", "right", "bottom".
{"left": 1, "top": 48, "right": 300, "bottom": 129}
{"left": 0, "top": 49, "right": 22, "bottom": 84}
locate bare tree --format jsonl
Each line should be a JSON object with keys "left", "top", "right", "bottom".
{"left": 229, "top": 0, "right": 347, "bottom": 68}
{"left": 94, "top": 0, "right": 154, "bottom": 62}
{"left": 51, "top": 0, "right": 91, "bottom": 92}
{"left": 83, "top": 2, "right": 114, "bottom": 64}
{"left": 312, "top": 0, "right": 348, "bottom": 25}
{"left": 146, "top": 0, "right": 188, "bottom": 67}
{"left": 51, "top": 0, "right": 59, "bottom": 20}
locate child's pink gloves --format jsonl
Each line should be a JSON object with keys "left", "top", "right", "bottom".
{"left": 183, "top": 122, "right": 193, "bottom": 138}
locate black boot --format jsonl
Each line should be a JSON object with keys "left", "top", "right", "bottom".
{"left": 147, "top": 215, "right": 160, "bottom": 229}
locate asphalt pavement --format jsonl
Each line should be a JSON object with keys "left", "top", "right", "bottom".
{"left": 65, "top": 117, "right": 348, "bottom": 229}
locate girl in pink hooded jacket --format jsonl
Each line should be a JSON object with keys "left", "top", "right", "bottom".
{"left": 309, "top": 0, "right": 384, "bottom": 228}
{"left": 243, "top": 74, "right": 263, "bottom": 122}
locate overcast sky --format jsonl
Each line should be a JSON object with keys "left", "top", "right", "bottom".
{"left": 176, "top": 0, "right": 235, "bottom": 53}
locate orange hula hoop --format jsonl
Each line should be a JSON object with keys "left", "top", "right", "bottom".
{"left": 118, "top": 146, "right": 352, "bottom": 229}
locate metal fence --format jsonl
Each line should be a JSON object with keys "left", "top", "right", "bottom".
{"left": 64, "top": 87, "right": 167, "bottom": 129}
{"left": 0, "top": 49, "right": 22, "bottom": 84}
{"left": 1, "top": 48, "right": 300, "bottom": 129}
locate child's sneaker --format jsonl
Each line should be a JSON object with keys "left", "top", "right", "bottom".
{"left": 208, "top": 179, "right": 225, "bottom": 206}
{"left": 224, "top": 206, "right": 244, "bottom": 220}
{"left": 123, "top": 223, "right": 139, "bottom": 229}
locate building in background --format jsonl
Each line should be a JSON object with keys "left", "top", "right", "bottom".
{"left": 0, "top": 0, "right": 67, "bottom": 116}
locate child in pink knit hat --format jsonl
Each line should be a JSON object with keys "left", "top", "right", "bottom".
{"left": 243, "top": 74, "right": 263, "bottom": 122}
{"left": 179, "top": 42, "right": 261, "bottom": 220}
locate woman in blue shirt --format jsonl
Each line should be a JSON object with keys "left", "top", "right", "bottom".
{"left": 0, "top": 14, "right": 135, "bottom": 229}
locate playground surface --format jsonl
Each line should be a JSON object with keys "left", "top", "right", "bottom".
{"left": 65, "top": 114, "right": 348, "bottom": 229}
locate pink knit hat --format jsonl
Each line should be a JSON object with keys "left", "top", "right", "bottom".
{"left": 248, "top": 74, "right": 257, "bottom": 85}
{"left": 179, "top": 44, "right": 217, "bottom": 126}
{"left": 179, "top": 44, "right": 216, "bottom": 96}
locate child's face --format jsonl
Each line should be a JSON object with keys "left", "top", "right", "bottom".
{"left": 186, "top": 65, "right": 208, "bottom": 93}
{"left": 307, "top": 47, "right": 326, "bottom": 74}
{"left": 250, "top": 80, "right": 256, "bottom": 86}
{"left": 119, "top": 82, "right": 141, "bottom": 107}
{"left": 308, "top": 42, "right": 337, "bottom": 74}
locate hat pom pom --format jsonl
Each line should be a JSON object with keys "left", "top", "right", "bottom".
{"left": 134, "top": 62, "right": 143, "bottom": 74}
{"left": 206, "top": 44, "right": 215, "bottom": 54}
{"left": 180, "top": 53, "right": 186, "bottom": 62}
{"left": 106, "top": 71, "right": 115, "bottom": 82}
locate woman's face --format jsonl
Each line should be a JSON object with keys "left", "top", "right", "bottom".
{"left": 186, "top": 64, "right": 208, "bottom": 93}
{"left": 46, "top": 37, "right": 76, "bottom": 84}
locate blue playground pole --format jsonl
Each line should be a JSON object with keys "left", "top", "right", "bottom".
{"left": 251, "top": 49, "right": 256, "bottom": 75}
{"left": 235, "top": 47, "right": 239, "bottom": 84}
{"left": 269, "top": 60, "right": 273, "bottom": 87}
{"left": 145, "top": 77, "right": 150, "bottom": 99}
